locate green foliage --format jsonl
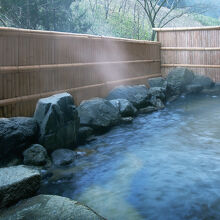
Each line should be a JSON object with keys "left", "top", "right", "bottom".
{"left": 0, "top": 0, "right": 91, "bottom": 33}
{"left": 193, "top": 14, "right": 220, "bottom": 26}
{"left": 85, "top": 0, "right": 151, "bottom": 40}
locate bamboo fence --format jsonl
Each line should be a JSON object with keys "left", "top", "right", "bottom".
{"left": 153, "top": 26, "right": 220, "bottom": 81}
{"left": 0, "top": 27, "right": 161, "bottom": 117}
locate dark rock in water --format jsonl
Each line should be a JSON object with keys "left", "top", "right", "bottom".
{"left": 167, "top": 95, "right": 179, "bottom": 103}
{"left": 148, "top": 87, "right": 166, "bottom": 102}
{"left": 51, "top": 149, "right": 77, "bottom": 167}
{"left": 201, "top": 83, "right": 220, "bottom": 96}
{"left": 120, "top": 117, "right": 134, "bottom": 124}
{"left": 23, "top": 144, "right": 47, "bottom": 166}
{"left": 0, "top": 117, "right": 38, "bottom": 164}
{"left": 78, "top": 127, "right": 94, "bottom": 144}
{"left": 185, "top": 84, "right": 203, "bottom": 94}
{"left": 110, "top": 99, "right": 137, "bottom": 117}
{"left": 167, "top": 68, "right": 195, "bottom": 97}
{"left": 149, "top": 96, "right": 165, "bottom": 110}
{"left": 106, "top": 85, "right": 150, "bottom": 109}
{"left": 148, "top": 77, "right": 167, "bottom": 89}
{"left": 0, "top": 165, "right": 40, "bottom": 209}
{"left": 138, "top": 106, "right": 158, "bottom": 114}
{"left": 192, "top": 75, "right": 215, "bottom": 89}
{"left": 77, "top": 98, "right": 121, "bottom": 131}
{"left": 34, "top": 93, "right": 79, "bottom": 152}
{"left": 0, "top": 195, "right": 105, "bottom": 220}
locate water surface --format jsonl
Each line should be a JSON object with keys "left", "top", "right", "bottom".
{"left": 40, "top": 94, "right": 220, "bottom": 220}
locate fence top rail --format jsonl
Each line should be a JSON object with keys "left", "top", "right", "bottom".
{"left": 0, "top": 27, "right": 160, "bottom": 45}
{"left": 153, "top": 26, "right": 220, "bottom": 32}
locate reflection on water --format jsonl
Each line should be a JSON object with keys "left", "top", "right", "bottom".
{"left": 40, "top": 94, "right": 220, "bottom": 220}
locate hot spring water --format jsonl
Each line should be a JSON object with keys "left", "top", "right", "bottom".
{"left": 40, "top": 94, "right": 220, "bottom": 220}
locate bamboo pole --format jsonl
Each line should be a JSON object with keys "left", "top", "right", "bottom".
{"left": 0, "top": 73, "right": 162, "bottom": 107}
{"left": 0, "top": 60, "right": 161, "bottom": 73}
{"left": 161, "top": 47, "right": 220, "bottom": 51}
{"left": 162, "top": 64, "right": 220, "bottom": 68}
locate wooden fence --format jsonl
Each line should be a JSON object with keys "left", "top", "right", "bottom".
{"left": 0, "top": 27, "right": 161, "bottom": 117}
{"left": 153, "top": 26, "right": 220, "bottom": 81}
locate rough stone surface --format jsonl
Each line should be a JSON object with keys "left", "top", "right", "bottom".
{"left": 148, "top": 77, "right": 167, "bottom": 88}
{"left": 106, "top": 85, "right": 150, "bottom": 109}
{"left": 120, "top": 117, "right": 134, "bottom": 124}
{"left": 51, "top": 149, "right": 77, "bottom": 167}
{"left": 192, "top": 75, "right": 215, "bottom": 89}
{"left": 201, "top": 83, "right": 220, "bottom": 96}
{"left": 148, "top": 87, "right": 166, "bottom": 102}
{"left": 23, "top": 144, "right": 47, "bottom": 166}
{"left": 185, "top": 84, "right": 203, "bottom": 94}
{"left": 34, "top": 93, "right": 79, "bottom": 152}
{"left": 0, "top": 195, "right": 105, "bottom": 220}
{"left": 0, "top": 165, "right": 40, "bottom": 209}
{"left": 78, "top": 127, "right": 94, "bottom": 144}
{"left": 0, "top": 117, "right": 38, "bottom": 163}
{"left": 166, "top": 68, "right": 195, "bottom": 96}
{"left": 149, "top": 96, "right": 165, "bottom": 109}
{"left": 110, "top": 99, "right": 137, "bottom": 117}
{"left": 77, "top": 98, "right": 121, "bottom": 131}
{"left": 138, "top": 106, "right": 158, "bottom": 114}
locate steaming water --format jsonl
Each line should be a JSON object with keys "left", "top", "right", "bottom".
{"left": 40, "top": 94, "right": 220, "bottom": 220}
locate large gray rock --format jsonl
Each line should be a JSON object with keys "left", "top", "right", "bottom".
{"left": 166, "top": 68, "right": 195, "bottom": 96}
{"left": 34, "top": 93, "right": 79, "bottom": 152}
{"left": 106, "top": 85, "right": 150, "bottom": 109}
{"left": 0, "top": 165, "right": 40, "bottom": 209}
{"left": 78, "top": 127, "right": 94, "bottom": 144}
{"left": 201, "top": 83, "right": 220, "bottom": 95}
{"left": 192, "top": 75, "right": 215, "bottom": 89}
{"left": 23, "top": 144, "right": 48, "bottom": 166}
{"left": 148, "top": 87, "right": 166, "bottom": 102}
{"left": 185, "top": 84, "right": 203, "bottom": 94}
{"left": 51, "top": 149, "right": 77, "bottom": 167}
{"left": 109, "top": 99, "right": 137, "bottom": 117}
{"left": 77, "top": 98, "right": 120, "bottom": 131}
{"left": 0, "top": 117, "right": 38, "bottom": 164}
{"left": 148, "top": 77, "right": 167, "bottom": 89}
{"left": 0, "top": 195, "right": 105, "bottom": 220}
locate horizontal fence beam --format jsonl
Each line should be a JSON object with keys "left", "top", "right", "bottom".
{"left": 0, "top": 60, "right": 161, "bottom": 73}
{"left": 162, "top": 64, "right": 220, "bottom": 68}
{"left": 0, "top": 27, "right": 160, "bottom": 45}
{"left": 161, "top": 47, "right": 220, "bottom": 51}
{"left": 153, "top": 26, "right": 220, "bottom": 32}
{"left": 0, "top": 73, "right": 161, "bottom": 107}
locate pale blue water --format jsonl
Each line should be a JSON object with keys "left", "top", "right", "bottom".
{"left": 40, "top": 94, "right": 220, "bottom": 220}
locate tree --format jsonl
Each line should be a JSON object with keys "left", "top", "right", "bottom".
{"left": 0, "top": 0, "right": 91, "bottom": 33}
{"left": 136, "top": 0, "right": 208, "bottom": 40}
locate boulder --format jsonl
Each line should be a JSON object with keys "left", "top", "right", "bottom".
{"left": 77, "top": 98, "right": 121, "bottom": 131}
{"left": 201, "top": 83, "right": 220, "bottom": 96}
{"left": 138, "top": 106, "right": 158, "bottom": 114}
{"left": 0, "top": 117, "right": 38, "bottom": 164}
{"left": 34, "top": 93, "right": 79, "bottom": 152}
{"left": 166, "top": 68, "right": 195, "bottom": 96}
{"left": 78, "top": 127, "right": 94, "bottom": 144}
{"left": 51, "top": 149, "right": 77, "bottom": 167}
{"left": 23, "top": 144, "right": 48, "bottom": 166}
{"left": 120, "top": 117, "right": 134, "bottom": 124}
{"left": 192, "top": 75, "right": 215, "bottom": 89}
{"left": 0, "top": 195, "right": 105, "bottom": 220}
{"left": 148, "top": 87, "right": 166, "bottom": 102}
{"left": 106, "top": 85, "right": 150, "bottom": 109}
{"left": 148, "top": 77, "right": 167, "bottom": 89}
{"left": 149, "top": 96, "right": 165, "bottom": 110}
{"left": 185, "top": 84, "right": 203, "bottom": 94}
{"left": 109, "top": 99, "right": 137, "bottom": 117}
{"left": 0, "top": 165, "right": 40, "bottom": 209}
